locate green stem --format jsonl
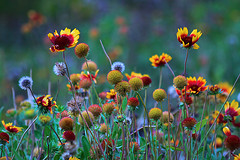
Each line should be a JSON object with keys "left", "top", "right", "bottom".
{"left": 159, "top": 67, "right": 163, "bottom": 88}
{"left": 184, "top": 48, "right": 189, "bottom": 76}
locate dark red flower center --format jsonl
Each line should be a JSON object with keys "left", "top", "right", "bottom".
{"left": 181, "top": 36, "right": 193, "bottom": 46}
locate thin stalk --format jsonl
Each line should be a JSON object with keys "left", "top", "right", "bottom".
{"left": 47, "top": 136, "right": 50, "bottom": 160}
{"left": 50, "top": 125, "right": 63, "bottom": 145}
{"left": 159, "top": 67, "right": 163, "bottom": 88}
{"left": 143, "top": 88, "right": 148, "bottom": 159}
{"left": 5, "top": 148, "right": 9, "bottom": 160}
{"left": 183, "top": 48, "right": 189, "bottom": 76}
{"left": 193, "top": 73, "right": 240, "bottom": 159}
{"left": 37, "top": 127, "right": 45, "bottom": 160}
{"left": 12, "top": 116, "right": 38, "bottom": 160}
{"left": 167, "top": 96, "right": 172, "bottom": 160}
{"left": 100, "top": 40, "right": 112, "bottom": 66}
{"left": 164, "top": 59, "right": 175, "bottom": 77}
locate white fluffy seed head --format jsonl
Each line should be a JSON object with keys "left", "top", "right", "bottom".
{"left": 111, "top": 62, "right": 125, "bottom": 73}
{"left": 19, "top": 76, "right": 33, "bottom": 90}
{"left": 53, "top": 62, "right": 66, "bottom": 76}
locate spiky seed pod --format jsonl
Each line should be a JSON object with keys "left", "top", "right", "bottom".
{"left": 88, "top": 104, "right": 102, "bottom": 118}
{"left": 114, "top": 81, "right": 131, "bottom": 96}
{"left": 153, "top": 89, "right": 167, "bottom": 102}
{"left": 75, "top": 43, "right": 89, "bottom": 59}
{"left": 141, "top": 76, "right": 152, "bottom": 87}
{"left": 100, "top": 123, "right": 108, "bottom": 133}
{"left": 182, "top": 117, "right": 197, "bottom": 130}
{"left": 127, "top": 97, "right": 139, "bottom": 109}
{"left": 149, "top": 108, "right": 162, "bottom": 121}
{"left": 173, "top": 75, "right": 188, "bottom": 89}
{"left": 161, "top": 111, "right": 174, "bottom": 124}
{"left": 63, "top": 131, "right": 76, "bottom": 141}
{"left": 79, "top": 78, "right": 92, "bottom": 90}
{"left": 59, "top": 117, "right": 74, "bottom": 131}
{"left": 82, "top": 60, "right": 98, "bottom": 72}
{"left": 129, "top": 142, "right": 140, "bottom": 153}
{"left": 102, "top": 103, "right": 115, "bottom": 115}
{"left": 79, "top": 111, "right": 94, "bottom": 127}
{"left": 129, "top": 77, "right": 143, "bottom": 91}
{"left": 107, "top": 70, "right": 123, "bottom": 85}
{"left": 224, "top": 135, "right": 240, "bottom": 151}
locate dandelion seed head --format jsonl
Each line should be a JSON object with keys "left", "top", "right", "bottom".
{"left": 53, "top": 62, "right": 66, "bottom": 76}
{"left": 19, "top": 76, "right": 33, "bottom": 90}
{"left": 111, "top": 62, "right": 125, "bottom": 73}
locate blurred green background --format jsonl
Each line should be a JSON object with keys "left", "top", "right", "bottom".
{"left": 1, "top": 0, "right": 240, "bottom": 110}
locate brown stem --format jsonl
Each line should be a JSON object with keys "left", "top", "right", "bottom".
{"left": 50, "top": 125, "right": 63, "bottom": 145}
{"left": 183, "top": 48, "right": 189, "bottom": 76}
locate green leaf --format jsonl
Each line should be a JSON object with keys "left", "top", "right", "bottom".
{"left": 194, "top": 119, "right": 208, "bottom": 133}
{"left": 140, "top": 137, "right": 146, "bottom": 146}
{"left": 82, "top": 136, "right": 91, "bottom": 159}
{"left": 121, "top": 97, "right": 127, "bottom": 112}
{"left": 112, "top": 123, "right": 118, "bottom": 139}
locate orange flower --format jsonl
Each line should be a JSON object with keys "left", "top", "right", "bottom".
{"left": 2, "top": 121, "right": 22, "bottom": 133}
{"left": 36, "top": 95, "right": 57, "bottom": 114}
{"left": 80, "top": 70, "right": 99, "bottom": 83}
{"left": 149, "top": 53, "right": 172, "bottom": 67}
{"left": 176, "top": 27, "right": 202, "bottom": 49}
{"left": 106, "top": 89, "right": 117, "bottom": 99}
{"left": 175, "top": 88, "right": 193, "bottom": 105}
{"left": 217, "top": 82, "right": 234, "bottom": 103}
{"left": 66, "top": 84, "right": 80, "bottom": 91}
{"left": 125, "top": 72, "right": 149, "bottom": 80}
{"left": 224, "top": 100, "right": 240, "bottom": 121}
{"left": 212, "top": 110, "right": 227, "bottom": 124}
{"left": 186, "top": 77, "right": 207, "bottom": 95}
{"left": 234, "top": 153, "right": 240, "bottom": 160}
{"left": 48, "top": 28, "right": 80, "bottom": 52}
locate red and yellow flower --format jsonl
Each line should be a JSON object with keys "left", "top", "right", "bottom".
{"left": 224, "top": 100, "right": 240, "bottom": 121}
{"left": 217, "top": 82, "right": 234, "bottom": 103}
{"left": 149, "top": 53, "right": 172, "bottom": 67}
{"left": 125, "top": 72, "right": 149, "bottom": 80}
{"left": 211, "top": 110, "right": 227, "bottom": 125}
{"left": 175, "top": 88, "right": 193, "bottom": 105}
{"left": 36, "top": 95, "right": 57, "bottom": 114}
{"left": 48, "top": 28, "right": 80, "bottom": 52}
{"left": 2, "top": 121, "right": 22, "bottom": 133}
{"left": 176, "top": 27, "right": 202, "bottom": 49}
{"left": 80, "top": 70, "right": 99, "bottom": 83}
{"left": 234, "top": 153, "right": 240, "bottom": 160}
{"left": 186, "top": 77, "right": 207, "bottom": 95}
{"left": 223, "top": 126, "right": 240, "bottom": 151}
{"left": 106, "top": 89, "right": 117, "bottom": 99}
{"left": 0, "top": 132, "right": 9, "bottom": 143}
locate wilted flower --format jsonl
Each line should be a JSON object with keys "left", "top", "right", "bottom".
{"left": 0, "top": 132, "right": 9, "bottom": 144}
{"left": 19, "top": 76, "right": 33, "bottom": 90}
{"left": 111, "top": 62, "right": 125, "bottom": 73}
{"left": 53, "top": 62, "right": 66, "bottom": 76}
{"left": 48, "top": 28, "right": 80, "bottom": 52}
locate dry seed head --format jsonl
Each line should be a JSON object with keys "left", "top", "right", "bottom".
{"left": 59, "top": 117, "right": 74, "bottom": 131}
{"left": 153, "top": 88, "right": 167, "bottom": 102}
{"left": 102, "top": 103, "right": 115, "bottom": 115}
{"left": 114, "top": 81, "right": 130, "bottom": 96}
{"left": 82, "top": 60, "right": 98, "bottom": 72}
{"left": 129, "top": 77, "right": 143, "bottom": 91}
{"left": 79, "top": 111, "right": 94, "bottom": 127}
{"left": 173, "top": 75, "right": 187, "bottom": 89}
{"left": 75, "top": 43, "right": 89, "bottom": 59}
{"left": 107, "top": 70, "right": 123, "bottom": 85}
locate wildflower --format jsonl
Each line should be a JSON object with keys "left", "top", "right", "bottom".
{"left": 129, "top": 77, "right": 143, "bottom": 91}
{"left": 212, "top": 110, "right": 227, "bottom": 124}
{"left": 100, "top": 123, "right": 108, "bottom": 133}
{"left": 79, "top": 78, "right": 92, "bottom": 90}
{"left": 88, "top": 104, "right": 102, "bottom": 118}
{"left": 89, "top": 27, "right": 99, "bottom": 39}
{"left": 149, "top": 108, "right": 162, "bottom": 121}
{"left": 106, "top": 89, "right": 117, "bottom": 99}
{"left": 102, "top": 103, "right": 115, "bottom": 115}
{"left": 6, "top": 109, "right": 16, "bottom": 117}
{"left": 127, "top": 97, "right": 139, "bottom": 110}
{"left": 129, "top": 142, "right": 140, "bottom": 153}
{"left": 115, "top": 81, "right": 131, "bottom": 96}
{"left": 36, "top": 95, "right": 56, "bottom": 114}
{"left": 141, "top": 75, "right": 152, "bottom": 87}
{"left": 107, "top": 70, "right": 123, "bottom": 85}
{"left": 59, "top": 117, "right": 74, "bottom": 131}
{"left": 232, "top": 116, "right": 240, "bottom": 128}
{"left": 217, "top": 82, "right": 234, "bottom": 103}
{"left": 61, "top": 110, "right": 69, "bottom": 118}
{"left": 153, "top": 88, "right": 167, "bottom": 102}
{"left": 101, "top": 138, "right": 115, "bottom": 153}
{"left": 182, "top": 117, "right": 197, "bottom": 130}
{"left": 149, "top": 53, "right": 172, "bottom": 67}
{"left": 2, "top": 121, "right": 22, "bottom": 133}
{"left": 175, "top": 88, "right": 193, "bottom": 105}
{"left": 79, "top": 111, "right": 94, "bottom": 127}
{"left": 214, "top": 137, "right": 223, "bottom": 148}
{"left": 67, "top": 84, "right": 80, "bottom": 91}
{"left": 161, "top": 111, "right": 174, "bottom": 125}
{"left": 39, "top": 114, "right": 51, "bottom": 125}
{"left": 176, "top": 27, "right": 202, "bottom": 49}
{"left": 53, "top": 62, "right": 66, "bottom": 76}
{"left": 70, "top": 74, "right": 81, "bottom": 84}
{"left": 224, "top": 100, "right": 240, "bottom": 121}
{"left": 19, "top": 76, "right": 33, "bottom": 90}
{"left": 80, "top": 70, "right": 99, "bottom": 83}
{"left": 111, "top": 62, "right": 125, "bottom": 73}
{"left": 208, "top": 84, "right": 221, "bottom": 95}
{"left": 69, "top": 157, "right": 80, "bottom": 160}
{"left": 82, "top": 60, "right": 98, "bottom": 72}
{"left": 223, "top": 126, "right": 240, "bottom": 151}
{"left": 48, "top": 28, "right": 80, "bottom": 52}
{"left": 63, "top": 131, "right": 76, "bottom": 141}
{"left": 28, "top": 10, "right": 45, "bottom": 26}
{"left": 98, "top": 91, "right": 107, "bottom": 100}
{"left": 20, "top": 100, "right": 32, "bottom": 109}
{"left": 234, "top": 154, "right": 240, "bottom": 160}
{"left": 75, "top": 43, "right": 89, "bottom": 58}
{"left": 186, "top": 77, "right": 207, "bottom": 95}
{"left": 173, "top": 75, "right": 187, "bottom": 89}
{"left": 33, "top": 147, "right": 44, "bottom": 157}
{"left": 0, "top": 132, "right": 9, "bottom": 143}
